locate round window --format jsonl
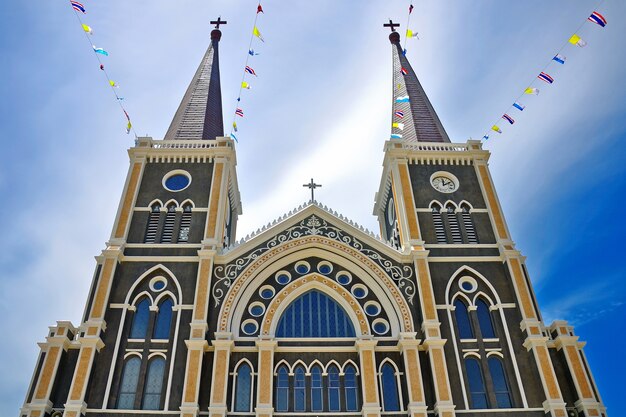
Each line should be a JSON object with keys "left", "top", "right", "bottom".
{"left": 372, "top": 319, "right": 390, "bottom": 335}
{"left": 249, "top": 302, "right": 266, "bottom": 317}
{"left": 336, "top": 272, "right": 352, "bottom": 286}
{"left": 149, "top": 277, "right": 167, "bottom": 292}
{"left": 163, "top": 171, "right": 191, "bottom": 192}
{"left": 459, "top": 277, "right": 478, "bottom": 293}
{"left": 242, "top": 319, "right": 259, "bottom": 335}
{"left": 364, "top": 301, "right": 381, "bottom": 316}
{"left": 259, "top": 285, "right": 276, "bottom": 300}
{"left": 275, "top": 271, "right": 292, "bottom": 285}
{"left": 317, "top": 262, "right": 333, "bottom": 275}
{"left": 351, "top": 284, "right": 368, "bottom": 299}
{"left": 295, "top": 261, "right": 311, "bottom": 275}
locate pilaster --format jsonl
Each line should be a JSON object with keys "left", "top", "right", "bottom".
{"left": 355, "top": 338, "right": 381, "bottom": 417}
{"left": 397, "top": 333, "right": 427, "bottom": 417}
{"left": 255, "top": 338, "right": 277, "bottom": 417}
{"left": 203, "top": 158, "right": 229, "bottom": 248}
{"left": 390, "top": 159, "right": 425, "bottom": 252}
{"left": 208, "top": 334, "right": 234, "bottom": 417}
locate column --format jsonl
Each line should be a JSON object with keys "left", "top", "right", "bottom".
{"left": 207, "top": 334, "right": 234, "bottom": 417}
{"left": 356, "top": 338, "right": 380, "bottom": 417}
{"left": 255, "top": 339, "right": 277, "bottom": 417}
{"left": 398, "top": 333, "right": 427, "bottom": 417}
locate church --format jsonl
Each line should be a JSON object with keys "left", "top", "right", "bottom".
{"left": 19, "top": 17, "right": 607, "bottom": 417}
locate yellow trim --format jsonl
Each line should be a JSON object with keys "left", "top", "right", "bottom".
{"left": 477, "top": 165, "right": 508, "bottom": 240}
{"left": 70, "top": 346, "right": 93, "bottom": 401}
{"left": 114, "top": 162, "right": 142, "bottom": 239}
{"left": 33, "top": 346, "right": 60, "bottom": 400}
{"left": 90, "top": 258, "right": 116, "bottom": 320}
{"left": 205, "top": 163, "right": 224, "bottom": 239}
{"left": 398, "top": 163, "right": 421, "bottom": 240}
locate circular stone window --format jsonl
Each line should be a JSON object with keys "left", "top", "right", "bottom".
{"left": 295, "top": 261, "right": 311, "bottom": 275}
{"left": 364, "top": 301, "right": 381, "bottom": 317}
{"left": 387, "top": 197, "right": 396, "bottom": 225}
{"left": 248, "top": 302, "right": 266, "bottom": 317}
{"left": 259, "top": 285, "right": 276, "bottom": 300}
{"left": 372, "top": 319, "right": 390, "bottom": 335}
{"left": 241, "top": 319, "right": 259, "bottom": 335}
{"left": 459, "top": 276, "right": 478, "bottom": 293}
{"left": 336, "top": 272, "right": 352, "bottom": 286}
{"left": 351, "top": 284, "right": 368, "bottom": 299}
{"left": 149, "top": 277, "right": 167, "bottom": 292}
{"left": 163, "top": 170, "right": 191, "bottom": 192}
{"left": 317, "top": 261, "right": 333, "bottom": 275}
{"left": 275, "top": 271, "right": 292, "bottom": 285}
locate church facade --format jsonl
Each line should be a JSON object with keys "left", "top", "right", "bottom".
{"left": 20, "top": 23, "right": 607, "bottom": 417}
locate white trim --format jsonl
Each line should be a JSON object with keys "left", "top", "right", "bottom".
{"left": 162, "top": 169, "right": 192, "bottom": 192}
{"left": 377, "top": 358, "right": 404, "bottom": 412}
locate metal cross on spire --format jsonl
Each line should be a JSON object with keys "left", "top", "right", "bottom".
{"left": 383, "top": 19, "right": 400, "bottom": 32}
{"left": 303, "top": 178, "right": 322, "bottom": 202}
{"left": 210, "top": 16, "right": 227, "bottom": 29}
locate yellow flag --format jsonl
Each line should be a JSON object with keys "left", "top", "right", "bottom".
{"left": 406, "top": 29, "right": 418, "bottom": 38}
{"left": 491, "top": 125, "right": 502, "bottom": 134}
{"left": 109, "top": 80, "right": 117, "bottom": 87}
{"left": 82, "top": 24, "right": 92, "bottom": 34}
{"left": 253, "top": 26, "right": 264, "bottom": 42}
{"left": 568, "top": 34, "right": 581, "bottom": 45}
{"left": 392, "top": 122, "right": 404, "bottom": 130}
{"left": 241, "top": 82, "right": 251, "bottom": 89}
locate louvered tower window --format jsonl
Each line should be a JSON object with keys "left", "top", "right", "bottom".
{"left": 178, "top": 204, "right": 192, "bottom": 242}
{"left": 461, "top": 204, "right": 479, "bottom": 243}
{"left": 144, "top": 203, "right": 161, "bottom": 243}
{"left": 431, "top": 204, "right": 446, "bottom": 243}
{"left": 447, "top": 205, "right": 463, "bottom": 244}
{"left": 161, "top": 204, "right": 177, "bottom": 243}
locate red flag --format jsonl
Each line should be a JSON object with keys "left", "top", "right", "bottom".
{"left": 257, "top": 4, "right": 264, "bottom": 13}
{"left": 99, "top": 64, "right": 104, "bottom": 70}
{"left": 409, "top": 4, "right": 414, "bottom": 14}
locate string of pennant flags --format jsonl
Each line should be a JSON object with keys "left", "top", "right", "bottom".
{"left": 68, "top": 1, "right": 137, "bottom": 137}
{"left": 229, "top": 3, "right": 266, "bottom": 142}
{"left": 483, "top": 4, "right": 607, "bottom": 140}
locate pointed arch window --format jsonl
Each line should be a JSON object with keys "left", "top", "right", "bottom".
{"left": 233, "top": 362, "right": 253, "bottom": 412}
{"left": 145, "top": 203, "right": 161, "bottom": 243}
{"left": 117, "top": 356, "right": 141, "bottom": 409}
{"left": 446, "top": 204, "right": 463, "bottom": 244}
{"left": 178, "top": 203, "right": 192, "bottom": 242}
{"left": 310, "top": 365, "right": 323, "bottom": 411}
{"left": 465, "top": 358, "right": 488, "bottom": 409}
{"left": 327, "top": 365, "right": 341, "bottom": 411}
{"left": 461, "top": 204, "right": 478, "bottom": 243}
{"left": 153, "top": 298, "right": 173, "bottom": 339}
{"left": 130, "top": 298, "right": 151, "bottom": 339}
{"left": 293, "top": 366, "right": 306, "bottom": 412}
{"left": 476, "top": 299, "right": 496, "bottom": 339}
{"left": 161, "top": 204, "right": 177, "bottom": 243}
{"left": 380, "top": 363, "right": 401, "bottom": 411}
{"left": 275, "top": 290, "right": 356, "bottom": 338}
{"left": 431, "top": 203, "right": 447, "bottom": 243}
{"left": 142, "top": 357, "right": 166, "bottom": 410}
{"left": 344, "top": 364, "right": 360, "bottom": 411}
{"left": 454, "top": 299, "right": 474, "bottom": 339}
{"left": 488, "top": 357, "right": 512, "bottom": 408}
{"left": 275, "top": 365, "right": 289, "bottom": 412}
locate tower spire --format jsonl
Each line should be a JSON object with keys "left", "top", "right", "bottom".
{"left": 165, "top": 18, "right": 227, "bottom": 140}
{"left": 387, "top": 26, "right": 450, "bottom": 143}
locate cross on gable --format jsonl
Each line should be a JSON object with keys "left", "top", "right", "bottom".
{"left": 303, "top": 178, "right": 322, "bottom": 201}
{"left": 210, "top": 17, "right": 227, "bottom": 29}
{"left": 383, "top": 19, "right": 400, "bottom": 32}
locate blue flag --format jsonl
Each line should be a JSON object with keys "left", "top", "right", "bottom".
{"left": 513, "top": 102, "right": 525, "bottom": 111}
{"left": 553, "top": 54, "right": 566, "bottom": 64}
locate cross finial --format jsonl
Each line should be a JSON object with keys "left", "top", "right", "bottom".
{"left": 210, "top": 16, "right": 227, "bottom": 29}
{"left": 383, "top": 19, "right": 400, "bottom": 32}
{"left": 303, "top": 178, "right": 322, "bottom": 202}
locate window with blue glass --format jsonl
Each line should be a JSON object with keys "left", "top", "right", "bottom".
{"left": 465, "top": 358, "right": 488, "bottom": 409}
{"left": 344, "top": 365, "right": 359, "bottom": 411}
{"left": 454, "top": 299, "right": 474, "bottom": 339}
{"left": 275, "top": 366, "right": 289, "bottom": 412}
{"left": 310, "top": 366, "right": 323, "bottom": 411}
{"left": 234, "top": 362, "right": 253, "bottom": 412}
{"left": 117, "top": 356, "right": 141, "bottom": 409}
{"left": 327, "top": 365, "right": 341, "bottom": 411}
{"left": 153, "top": 298, "right": 173, "bottom": 339}
{"left": 380, "top": 363, "right": 401, "bottom": 411}
{"left": 293, "top": 366, "right": 306, "bottom": 411}
{"left": 476, "top": 299, "right": 496, "bottom": 339}
{"left": 488, "top": 357, "right": 512, "bottom": 408}
{"left": 275, "top": 291, "right": 356, "bottom": 338}
{"left": 142, "top": 357, "right": 165, "bottom": 410}
{"left": 130, "top": 298, "right": 151, "bottom": 339}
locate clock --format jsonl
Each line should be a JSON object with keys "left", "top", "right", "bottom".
{"left": 430, "top": 172, "right": 459, "bottom": 193}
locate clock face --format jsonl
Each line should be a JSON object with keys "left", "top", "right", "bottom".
{"left": 431, "top": 175, "right": 458, "bottom": 193}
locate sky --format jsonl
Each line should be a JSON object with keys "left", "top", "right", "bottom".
{"left": 1, "top": 0, "right": 624, "bottom": 415}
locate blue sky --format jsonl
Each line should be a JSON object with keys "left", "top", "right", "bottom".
{"left": 1, "top": 1, "right": 624, "bottom": 415}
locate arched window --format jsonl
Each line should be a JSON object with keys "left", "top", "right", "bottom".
{"left": 234, "top": 362, "right": 253, "bottom": 412}
{"left": 153, "top": 298, "right": 173, "bottom": 339}
{"left": 275, "top": 291, "right": 356, "bottom": 338}
{"left": 293, "top": 366, "right": 306, "bottom": 412}
{"left": 454, "top": 299, "right": 474, "bottom": 339}
{"left": 130, "top": 298, "right": 151, "bottom": 339}
{"left": 145, "top": 203, "right": 161, "bottom": 243}
{"left": 275, "top": 365, "right": 289, "bottom": 412}
{"left": 476, "top": 299, "right": 496, "bottom": 339}
{"left": 310, "top": 365, "right": 323, "bottom": 411}
{"left": 446, "top": 205, "right": 463, "bottom": 244}
{"left": 461, "top": 204, "right": 478, "bottom": 243}
{"left": 488, "top": 357, "right": 512, "bottom": 408}
{"left": 161, "top": 204, "right": 177, "bottom": 243}
{"left": 142, "top": 357, "right": 166, "bottom": 410}
{"left": 465, "top": 358, "right": 488, "bottom": 409}
{"left": 344, "top": 365, "right": 359, "bottom": 412}
{"left": 380, "top": 363, "right": 401, "bottom": 411}
{"left": 327, "top": 365, "right": 341, "bottom": 411}
{"left": 431, "top": 204, "right": 446, "bottom": 243}
{"left": 117, "top": 356, "right": 141, "bottom": 409}
{"left": 178, "top": 203, "right": 192, "bottom": 242}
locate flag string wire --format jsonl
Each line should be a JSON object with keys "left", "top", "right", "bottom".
{"left": 69, "top": 2, "right": 138, "bottom": 138}
{"left": 229, "top": 2, "right": 263, "bottom": 141}
{"left": 402, "top": 2, "right": 413, "bottom": 52}
{"left": 481, "top": 0, "right": 606, "bottom": 142}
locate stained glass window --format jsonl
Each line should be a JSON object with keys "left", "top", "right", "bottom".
{"left": 234, "top": 362, "right": 252, "bottom": 412}
{"left": 466, "top": 358, "right": 488, "bottom": 409}
{"left": 275, "top": 366, "right": 289, "bottom": 412}
{"left": 117, "top": 357, "right": 141, "bottom": 409}
{"left": 327, "top": 365, "right": 341, "bottom": 411}
{"left": 380, "top": 363, "right": 400, "bottom": 411}
{"left": 344, "top": 365, "right": 359, "bottom": 411}
{"left": 293, "top": 366, "right": 306, "bottom": 411}
{"left": 454, "top": 299, "right": 474, "bottom": 339}
{"left": 311, "top": 366, "right": 323, "bottom": 411}
{"left": 153, "top": 298, "right": 173, "bottom": 339}
{"left": 130, "top": 299, "right": 150, "bottom": 339}
{"left": 488, "top": 357, "right": 512, "bottom": 408}
{"left": 476, "top": 299, "right": 496, "bottom": 339}
{"left": 142, "top": 357, "right": 165, "bottom": 410}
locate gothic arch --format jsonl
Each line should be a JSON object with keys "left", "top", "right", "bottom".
{"left": 123, "top": 264, "right": 183, "bottom": 306}
{"left": 148, "top": 199, "right": 164, "bottom": 209}
{"left": 180, "top": 199, "right": 195, "bottom": 209}
{"left": 163, "top": 199, "right": 179, "bottom": 209}
{"left": 273, "top": 359, "right": 291, "bottom": 375}
{"left": 341, "top": 359, "right": 360, "bottom": 375}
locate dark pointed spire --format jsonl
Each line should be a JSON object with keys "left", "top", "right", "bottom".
{"left": 165, "top": 20, "right": 226, "bottom": 140}
{"left": 388, "top": 29, "right": 450, "bottom": 143}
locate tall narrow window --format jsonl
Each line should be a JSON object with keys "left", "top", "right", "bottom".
{"left": 465, "top": 358, "right": 488, "bottom": 409}
{"left": 454, "top": 299, "right": 474, "bottom": 339}
{"left": 117, "top": 357, "right": 141, "bottom": 409}
{"left": 380, "top": 363, "right": 400, "bottom": 411}
{"left": 145, "top": 203, "right": 161, "bottom": 243}
{"left": 344, "top": 365, "right": 359, "bottom": 412}
{"left": 293, "top": 366, "right": 306, "bottom": 412}
{"left": 161, "top": 204, "right": 177, "bottom": 243}
{"left": 488, "top": 357, "right": 512, "bottom": 408}
{"left": 431, "top": 204, "right": 447, "bottom": 243}
{"left": 447, "top": 205, "right": 463, "bottom": 243}
{"left": 327, "top": 365, "right": 341, "bottom": 412}
{"left": 153, "top": 298, "right": 173, "bottom": 339}
{"left": 476, "top": 299, "right": 496, "bottom": 339}
{"left": 178, "top": 204, "right": 192, "bottom": 242}
{"left": 310, "top": 365, "right": 323, "bottom": 411}
{"left": 130, "top": 298, "right": 151, "bottom": 339}
{"left": 275, "top": 366, "right": 289, "bottom": 412}
{"left": 234, "top": 362, "right": 253, "bottom": 412}
{"left": 142, "top": 357, "right": 166, "bottom": 410}
{"left": 461, "top": 204, "right": 478, "bottom": 243}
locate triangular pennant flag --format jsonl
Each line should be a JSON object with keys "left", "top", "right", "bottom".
{"left": 82, "top": 24, "right": 92, "bottom": 34}
{"left": 491, "top": 125, "right": 502, "bottom": 134}
{"left": 257, "top": 4, "right": 264, "bottom": 14}
{"left": 241, "top": 82, "right": 251, "bottom": 89}
{"left": 253, "top": 26, "right": 264, "bottom": 42}
{"left": 406, "top": 29, "right": 419, "bottom": 39}
{"left": 232, "top": 121, "right": 238, "bottom": 132}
